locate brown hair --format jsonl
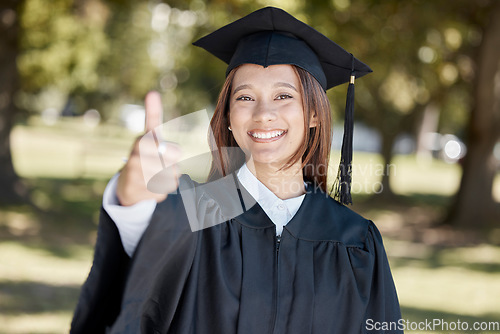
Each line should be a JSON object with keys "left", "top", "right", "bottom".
{"left": 207, "top": 65, "right": 332, "bottom": 193}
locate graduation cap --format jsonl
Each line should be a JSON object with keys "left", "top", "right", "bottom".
{"left": 193, "top": 6, "right": 372, "bottom": 205}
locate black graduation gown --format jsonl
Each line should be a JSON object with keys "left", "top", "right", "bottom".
{"left": 71, "top": 174, "right": 402, "bottom": 334}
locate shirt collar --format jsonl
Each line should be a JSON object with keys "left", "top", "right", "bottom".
{"left": 236, "top": 163, "right": 305, "bottom": 218}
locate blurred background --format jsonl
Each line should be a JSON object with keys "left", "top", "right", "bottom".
{"left": 1, "top": 0, "right": 499, "bottom": 332}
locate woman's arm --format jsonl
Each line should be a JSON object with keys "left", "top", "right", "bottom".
{"left": 71, "top": 92, "right": 181, "bottom": 331}
{"left": 102, "top": 173, "right": 157, "bottom": 256}
{"left": 70, "top": 208, "right": 131, "bottom": 334}
{"left": 102, "top": 91, "right": 181, "bottom": 256}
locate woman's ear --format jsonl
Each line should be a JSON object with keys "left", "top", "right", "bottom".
{"left": 309, "top": 112, "right": 318, "bottom": 128}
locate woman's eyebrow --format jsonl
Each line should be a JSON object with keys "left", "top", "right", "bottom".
{"left": 274, "top": 82, "right": 298, "bottom": 92}
{"left": 232, "top": 84, "right": 252, "bottom": 95}
{"left": 232, "top": 82, "right": 298, "bottom": 95}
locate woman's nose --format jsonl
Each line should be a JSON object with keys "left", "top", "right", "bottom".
{"left": 252, "top": 101, "right": 277, "bottom": 123}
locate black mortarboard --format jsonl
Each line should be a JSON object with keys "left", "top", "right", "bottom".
{"left": 193, "top": 7, "right": 372, "bottom": 205}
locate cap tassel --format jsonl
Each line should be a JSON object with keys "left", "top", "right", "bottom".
{"left": 333, "top": 57, "right": 355, "bottom": 205}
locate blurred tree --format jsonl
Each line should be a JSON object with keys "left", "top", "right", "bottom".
{"left": 101, "top": 1, "right": 208, "bottom": 117}
{"left": 17, "top": 0, "right": 111, "bottom": 115}
{"left": 16, "top": 0, "right": 213, "bottom": 118}
{"left": 0, "top": 0, "right": 206, "bottom": 204}
{"left": 0, "top": 0, "right": 28, "bottom": 203}
{"left": 447, "top": 1, "right": 500, "bottom": 227}
{"left": 296, "top": 0, "right": 495, "bottom": 209}
{"left": 0, "top": 0, "right": 116, "bottom": 204}
{"left": 296, "top": 0, "right": 466, "bottom": 198}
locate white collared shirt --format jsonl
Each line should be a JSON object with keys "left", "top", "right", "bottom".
{"left": 103, "top": 163, "right": 305, "bottom": 256}
{"left": 236, "top": 163, "right": 305, "bottom": 236}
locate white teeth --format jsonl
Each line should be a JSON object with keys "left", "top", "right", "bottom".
{"left": 251, "top": 131, "right": 284, "bottom": 139}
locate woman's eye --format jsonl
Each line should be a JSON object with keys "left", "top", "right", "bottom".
{"left": 276, "top": 94, "right": 293, "bottom": 100}
{"left": 236, "top": 96, "right": 253, "bottom": 101}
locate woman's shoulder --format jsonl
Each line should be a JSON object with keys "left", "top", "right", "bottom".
{"left": 285, "top": 185, "right": 374, "bottom": 248}
{"left": 160, "top": 173, "right": 255, "bottom": 232}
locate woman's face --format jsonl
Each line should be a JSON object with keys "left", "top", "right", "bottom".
{"left": 229, "top": 64, "right": 314, "bottom": 167}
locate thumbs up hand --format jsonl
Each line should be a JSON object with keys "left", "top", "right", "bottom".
{"left": 116, "top": 91, "right": 181, "bottom": 206}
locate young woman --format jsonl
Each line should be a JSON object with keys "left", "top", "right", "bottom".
{"left": 71, "top": 7, "right": 402, "bottom": 334}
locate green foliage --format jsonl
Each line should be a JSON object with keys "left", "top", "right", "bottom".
{"left": 303, "top": 0, "right": 489, "bottom": 139}
{"left": 18, "top": 0, "right": 109, "bottom": 94}
{"left": 14, "top": 0, "right": 495, "bottom": 139}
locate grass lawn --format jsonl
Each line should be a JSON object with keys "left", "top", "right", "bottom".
{"left": 1, "top": 118, "right": 499, "bottom": 333}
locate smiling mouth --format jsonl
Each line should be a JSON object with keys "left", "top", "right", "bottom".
{"left": 248, "top": 130, "right": 287, "bottom": 142}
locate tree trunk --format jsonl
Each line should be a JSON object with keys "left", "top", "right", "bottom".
{"left": 376, "top": 126, "right": 397, "bottom": 198}
{"left": 0, "top": 0, "right": 27, "bottom": 204}
{"left": 446, "top": 1, "right": 500, "bottom": 227}
{"left": 416, "top": 103, "right": 440, "bottom": 163}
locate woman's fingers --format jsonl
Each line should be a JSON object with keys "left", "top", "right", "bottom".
{"left": 144, "top": 91, "right": 164, "bottom": 133}
{"left": 116, "top": 92, "right": 182, "bottom": 206}
{"left": 139, "top": 137, "right": 182, "bottom": 194}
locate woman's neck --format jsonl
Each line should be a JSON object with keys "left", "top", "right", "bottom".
{"left": 245, "top": 159, "right": 305, "bottom": 200}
